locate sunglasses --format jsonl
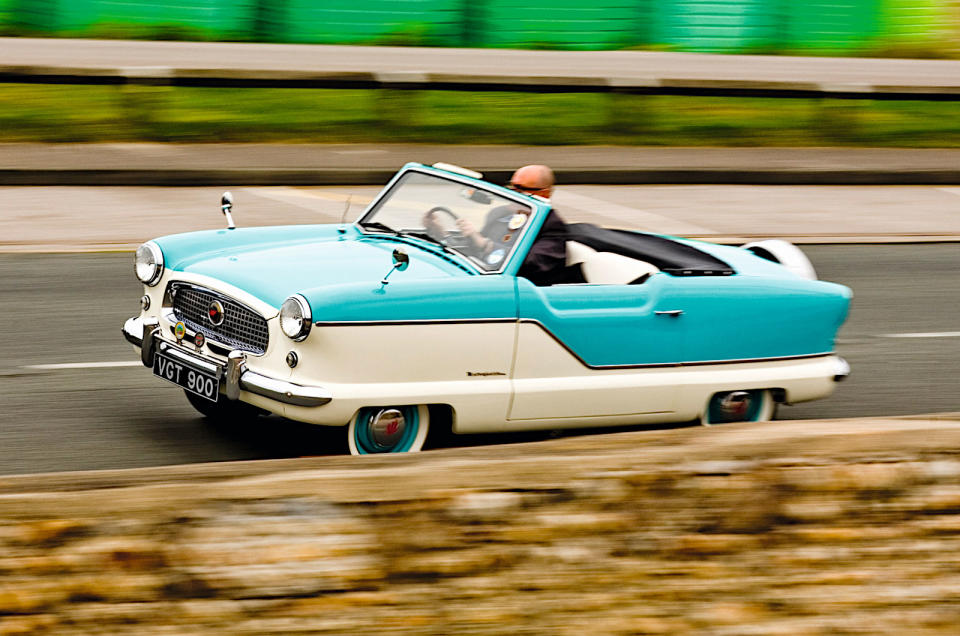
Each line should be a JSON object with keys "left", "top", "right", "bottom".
{"left": 508, "top": 182, "right": 543, "bottom": 193}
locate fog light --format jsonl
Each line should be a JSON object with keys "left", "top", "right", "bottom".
{"left": 140, "top": 294, "right": 151, "bottom": 311}
{"left": 286, "top": 351, "right": 299, "bottom": 368}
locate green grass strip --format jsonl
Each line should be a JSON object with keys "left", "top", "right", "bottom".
{"left": 2, "top": 84, "right": 959, "bottom": 146}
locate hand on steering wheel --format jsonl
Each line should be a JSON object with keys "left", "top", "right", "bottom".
{"left": 422, "top": 206, "right": 458, "bottom": 237}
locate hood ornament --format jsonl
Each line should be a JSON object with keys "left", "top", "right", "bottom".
{"left": 221, "top": 191, "right": 236, "bottom": 230}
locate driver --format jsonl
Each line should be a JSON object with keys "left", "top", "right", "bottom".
{"left": 423, "top": 165, "right": 569, "bottom": 286}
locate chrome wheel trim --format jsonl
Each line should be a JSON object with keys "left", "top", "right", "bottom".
{"left": 702, "top": 389, "right": 775, "bottom": 426}
{"left": 348, "top": 405, "right": 429, "bottom": 455}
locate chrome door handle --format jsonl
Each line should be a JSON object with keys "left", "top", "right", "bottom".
{"left": 655, "top": 310, "right": 684, "bottom": 317}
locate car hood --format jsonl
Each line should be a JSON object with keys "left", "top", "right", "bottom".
{"left": 156, "top": 226, "right": 466, "bottom": 308}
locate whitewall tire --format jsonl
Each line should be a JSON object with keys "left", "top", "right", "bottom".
{"left": 348, "top": 405, "right": 430, "bottom": 455}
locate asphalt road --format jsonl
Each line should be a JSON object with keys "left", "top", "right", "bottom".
{"left": 1, "top": 244, "right": 958, "bottom": 475}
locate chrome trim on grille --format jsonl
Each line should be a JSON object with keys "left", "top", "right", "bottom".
{"left": 168, "top": 282, "right": 269, "bottom": 355}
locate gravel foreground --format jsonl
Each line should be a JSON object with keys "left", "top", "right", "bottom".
{"left": 2, "top": 414, "right": 960, "bottom": 635}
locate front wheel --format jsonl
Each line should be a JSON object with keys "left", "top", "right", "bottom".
{"left": 702, "top": 389, "right": 775, "bottom": 426}
{"left": 348, "top": 405, "right": 429, "bottom": 455}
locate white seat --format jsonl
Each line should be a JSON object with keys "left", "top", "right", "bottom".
{"left": 565, "top": 240, "right": 659, "bottom": 284}
{"left": 565, "top": 241, "right": 596, "bottom": 266}
{"left": 582, "top": 251, "right": 659, "bottom": 285}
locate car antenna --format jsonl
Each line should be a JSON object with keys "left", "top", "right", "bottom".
{"left": 338, "top": 196, "right": 351, "bottom": 237}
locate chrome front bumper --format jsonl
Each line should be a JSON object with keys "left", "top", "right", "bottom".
{"left": 122, "top": 316, "right": 331, "bottom": 408}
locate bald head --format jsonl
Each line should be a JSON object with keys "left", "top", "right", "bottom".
{"left": 510, "top": 164, "right": 555, "bottom": 198}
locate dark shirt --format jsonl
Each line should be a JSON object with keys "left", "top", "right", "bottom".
{"left": 474, "top": 206, "right": 567, "bottom": 285}
{"left": 517, "top": 209, "right": 569, "bottom": 286}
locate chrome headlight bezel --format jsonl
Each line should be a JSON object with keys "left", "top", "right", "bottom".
{"left": 135, "top": 241, "right": 164, "bottom": 286}
{"left": 280, "top": 294, "right": 312, "bottom": 342}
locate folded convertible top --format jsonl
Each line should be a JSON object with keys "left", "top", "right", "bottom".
{"left": 565, "top": 223, "right": 735, "bottom": 276}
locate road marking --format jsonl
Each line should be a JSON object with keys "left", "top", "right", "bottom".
{"left": 881, "top": 332, "right": 960, "bottom": 339}
{"left": 25, "top": 361, "right": 142, "bottom": 370}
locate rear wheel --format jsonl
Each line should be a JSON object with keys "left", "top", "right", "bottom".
{"left": 702, "top": 389, "right": 775, "bottom": 426}
{"left": 184, "top": 389, "right": 263, "bottom": 423}
{"left": 348, "top": 405, "right": 429, "bottom": 455}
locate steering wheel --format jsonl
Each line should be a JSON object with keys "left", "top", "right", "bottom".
{"left": 426, "top": 206, "right": 459, "bottom": 223}
{"left": 423, "top": 206, "right": 472, "bottom": 251}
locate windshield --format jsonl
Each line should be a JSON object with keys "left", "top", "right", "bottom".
{"left": 359, "top": 171, "right": 536, "bottom": 272}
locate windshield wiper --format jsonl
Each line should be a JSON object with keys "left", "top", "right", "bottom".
{"left": 359, "top": 220, "right": 398, "bottom": 234}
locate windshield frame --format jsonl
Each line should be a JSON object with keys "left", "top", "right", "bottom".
{"left": 355, "top": 165, "right": 545, "bottom": 276}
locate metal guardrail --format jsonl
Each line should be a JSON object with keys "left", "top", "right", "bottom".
{"left": 3, "top": 66, "right": 960, "bottom": 101}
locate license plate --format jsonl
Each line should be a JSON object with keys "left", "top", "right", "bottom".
{"left": 153, "top": 351, "right": 220, "bottom": 402}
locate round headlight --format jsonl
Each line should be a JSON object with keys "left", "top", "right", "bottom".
{"left": 280, "top": 295, "right": 312, "bottom": 341}
{"left": 134, "top": 242, "right": 164, "bottom": 286}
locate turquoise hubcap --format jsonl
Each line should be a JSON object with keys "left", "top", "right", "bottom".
{"left": 354, "top": 406, "right": 419, "bottom": 454}
{"left": 707, "top": 390, "right": 765, "bottom": 424}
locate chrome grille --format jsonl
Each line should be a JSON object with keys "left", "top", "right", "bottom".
{"left": 169, "top": 283, "right": 269, "bottom": 355}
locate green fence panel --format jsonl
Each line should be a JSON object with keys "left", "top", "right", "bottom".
{"left": 10, "top": 0, "right": 255, "bottom": 37}
{"left": 92, "top": 0, "right": 254, "bottom": 35}
{"left": 278, "top": 0, "right": 464, "bottom": 45}
{"left": 5, "top": 0, "right": 958, "bottom": 54}
{"left": 0, "top": 0, "right": 14, "bottom": 29}
{"left": 9, "top": 0, "right": 56, "bottom": 31}
{"left": 654, "top": 0, "right": 783, "bottom": 52}
{"left": 477, "top": 0, "right": 643, "bottom": 50}
{"left": 878, "top": 0, "right": 950, "bottom": 46}
{"left": 782, "top": 0, "right": 882, "bottom": 52}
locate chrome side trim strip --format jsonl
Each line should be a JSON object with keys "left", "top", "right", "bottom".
{"left": 315, "top": 317, "right": 515, "bottom": 327}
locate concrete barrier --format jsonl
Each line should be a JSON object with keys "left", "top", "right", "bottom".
{"left": 1, "top": 415, "right": 960, "bottom": 634}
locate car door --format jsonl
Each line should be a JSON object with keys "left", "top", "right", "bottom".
{"left": 509, "top": 274, "right": 687, "bottom": 420}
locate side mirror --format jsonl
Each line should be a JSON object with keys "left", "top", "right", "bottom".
{"left": 381, "top": 248, "right": 409, "bottom": 285}
{"left": 221, "top": 191, "right": 235, "bottom": 230}
{"left": 392, "top": 248, "right": 410, "bottom": 271}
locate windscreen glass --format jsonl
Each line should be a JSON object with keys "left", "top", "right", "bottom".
{"left": 360, "top": 171, "right": 535, "bottom": 272}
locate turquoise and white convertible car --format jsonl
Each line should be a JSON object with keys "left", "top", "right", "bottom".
{"left": 122, "top": 162, "right": 851, "bottom": 455}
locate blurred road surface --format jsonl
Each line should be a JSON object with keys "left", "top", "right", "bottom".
{"left": 2, "top": 183, "right": 959, "bottom": 474}
{"left": 1, "top": 243, "right": 958, "bottom": 475}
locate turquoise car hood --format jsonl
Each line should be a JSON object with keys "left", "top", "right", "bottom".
{"left": 156, "top": 226, "right": 465, "bottom": 308}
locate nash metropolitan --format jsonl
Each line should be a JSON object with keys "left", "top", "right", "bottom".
{"left": 122, "top": 162, "right": 851, "bottom": 455}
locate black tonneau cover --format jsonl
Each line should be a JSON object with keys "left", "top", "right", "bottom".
{"left": 566, "top": 223, "right": 735, "bottom": 276}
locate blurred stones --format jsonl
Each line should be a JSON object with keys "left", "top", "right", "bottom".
{"left": 2, "top": 426, "right": 960, "bottom": 633}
